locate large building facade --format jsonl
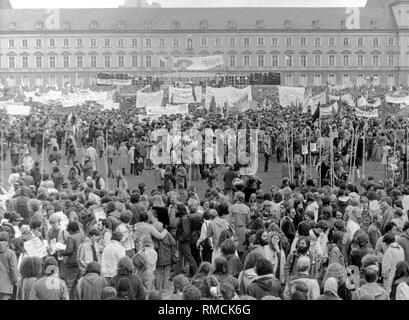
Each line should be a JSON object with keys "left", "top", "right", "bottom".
{"left": 1, "top": 0, "right": 409, "bottom": 87}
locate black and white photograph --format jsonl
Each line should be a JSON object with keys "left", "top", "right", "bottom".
{"left": 0, "top": 0, "right": 409, "bottom": 307}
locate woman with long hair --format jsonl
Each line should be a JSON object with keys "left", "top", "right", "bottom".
{"left": 237, "top": 251, "right": 264, "bottom": 295}
{"left": 132, "top": 252, "right": 155, "bottom": 294}
{"left": 390, "top": 261, "right": 409, "bottom": 300}
{"left": 211, "top": 229, "right": 233, "bottom": 264}
{"left": 191, "top": 262, "right": 212, "bottom": 297}
{"left": 322, "top": 263, "right": 352, "bottom": 300}
{"left": 16, "top": 256, "right": 42, "bottom": 300}
{"left": 263, "top": 231, "right": 286, "bottom": 285}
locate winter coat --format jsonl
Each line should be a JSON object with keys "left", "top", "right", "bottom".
{"left": 29, "top": 276, "right": 69, "bottom": 300}
{"left": 230, "top": 202, "right": 250, "bottom": 253}
{"left": 382, "top": 242, "right": 405, "bottom": 293}
{"left": 283, "top": 273, "right": 321, "bottom": 300}
{"left": 118, "top": 146, "right": 128, "bottom": 170}
{"left": 207, "top": 216, "right": 229, "bottom": 250}
{"left": 397, "top": 232, "right": 409, "bottom": 264}
{"left": 101, "top": 240, "right": 126, "bottom": 278}
{"left": 352, "top": 282, "right": 389, "bottom": 300}
{"left": 74, "top": 272, "right": 108, "bottom": 300}
{"left": 156, "top": 233, "right": 176, "bottom": 267}
{"left": 246, "top": 274, "right": 282, "bottom": 300}
{"left": 16, "top": 277, "right": 38, "bottom": 300}
{"left": 109, "top": 274, "right": 146, "bottom": 300}
{"left": 176, "top": 215, "right": 191, "bottom": 244}
{"left": 0, "top": 241, "right": 18, "bottom": 295}
{"left": 62, "top": 231, "right": 86, "bottom": 268}
{"left": 238, "top": 268, "right": 258, "bottom": 295}
{"left": 77, "top": 239, "right": 101, "bottom": 275}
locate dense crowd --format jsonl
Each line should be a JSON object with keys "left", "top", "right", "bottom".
{"left": 1, "top": 83, "right": 409, "bottom": 300}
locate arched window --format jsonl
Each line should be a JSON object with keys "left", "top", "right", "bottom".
{"left": 284, "top": 20, "right": 293, "bottom": 29}
{"left": 8, "top": 22, "right": 16, "bottom": 30}
{"left": 117, "top": 20, "right": 125, "bottom": 29}
{"left": 62, "top": 21, "right": 71, "bottom": 29}
{"left": 145, "top": 20, "right": 152, "bottom": 29}
{"left": 34, "top": 21, "right": 43, "bottom": 29}
{"left": 187, "top": 39, "right": 193, "bottom": 50}
{"left": 199, "top": 19, "right": 208, "bottom": 28}
{"left": 314, "top": 74, "right": 322, "bottom": 86}
{"left": 171, "top": 20, "right": 181, "bottom": 30}
{"left": 228, "top": 20, "right": 237, "bottom": 28}
{"left": 312, "top": 20, "right": 321, "bottom": 29}
{"left": 256, "top": 19, "right": 264, "bottom": 29}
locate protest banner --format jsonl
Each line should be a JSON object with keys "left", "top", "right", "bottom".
{"left": 173, "top": 55, "right": 224, "bottom": 71}
{"left": 146, "top": 104, "right": 188, "bottom": 117}
{"left": 278, "top": 86, "right": 305, "bottom": 108}
{"left": 6, "top": 104, "right": 30, "bottom": 116}
{"left": 386, "top": 95, "right": 409, "bottom": 104}
{"left": 355, "top": 108, "right": 379, "bottom": 118}
{"left": 136, "top": 90, "right": 164, "bottom": 109}
{"left": 169, "top": 87, "right": 202, "bottom": 104}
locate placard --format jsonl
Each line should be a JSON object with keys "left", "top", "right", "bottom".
{"left": 310, "top": 143, "right": 317, "bottom": 152}
{"left": 302, "top": 145, "right": 308, "bottom": 155}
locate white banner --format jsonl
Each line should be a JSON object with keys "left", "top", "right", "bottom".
{"left": 367, "top": 98, "right": 381, "bottom": 108}
{"left": 312, "top": 91, "right": 327, "bottom": 107}
{"left": 146, "top": 104, "right": 188, "bottom": 117}
{"left": 6, "top": 104, "right": 30, "bottom": 116}
{"left": 205, "top": 86, "right": 252, "bottom": 110}
{"left": 357, "top": 97, "right": 367, "bottom": 107}
{"left": 386, "top": 96, "right": 409, "bottom": 104}
{"left": 355, "top": 108, "right": 379, "bottom": 118}
{"left": 173, "top": 55, "right": 224, "bottom": 71}
{"left": 24, "top": 237, "right": 48, "bottom": 258}
{"left": 136, "top": 90, "right": 164, "bottom": 109}
{"left": 278, "top": 86, "right": 305, "bottom": 108}
{"left": 169, "top": 87, "right": 202, "bottom": 104}
{"left": 97, "top": 78, "right": 132, "bottom": 86}
{"left": 228, "top": 93, "right": 249, "bottom": 113}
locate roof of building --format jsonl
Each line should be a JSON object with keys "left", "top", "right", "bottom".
{"left": 0, "top": 5, "right": 398, "bottom": 32}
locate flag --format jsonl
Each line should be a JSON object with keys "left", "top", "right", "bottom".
{"left": 192, "top": 85, "right": 197, "bottom": 102}
{"left": 312, "top": 102, "right": 320, "bottom": 123}
{"left": 209, "top": 96, "right": 216, "bottom": 113}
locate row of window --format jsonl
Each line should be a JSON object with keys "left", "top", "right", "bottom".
{"left": 5, "top": 73, "right": 397, "bottom": 89}
{"left": 1, "top": 53, "right": 396, "bottom": 70}
{"left": 3, "top": 35, "right": 397, "bottom": 50}
{"left": 284, "top": 73, "right": 394, "bottom": 86}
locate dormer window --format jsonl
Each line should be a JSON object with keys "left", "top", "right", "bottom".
{"left": 312, "top": 20, "right": 321, "bottom": 29}
{"left": 145, "top": 20, "right": 152, "bottom": 29}
{"left": 199, "top": 19, "right": 208, "bottom": 28}
{"left": 370, "top": 20, "right": 379, "bottom": 29}
{"left": 34, "top": 21, "right": 44, "bottom": 29}
{"left": 117, "top": 20, "right": 125, "bottom": 29}
{"left": 341, "top": 20, "right": 346, "bottom": 28}
{"left": 284, "top": 20, "right": 293, "bottom": 29}
{"left": 62, "top": 21, "right": 71, "bottom": 29}
{"left": 228, "top": 20, "right": 237, "bottom": 29}
{"left": 8, "top": 22, "right": 16, "bottom": 30}
{"left": 256, "top": 19, "right": 264, "bottom": 29}
{"left": 171, "top": 20, "right": 181, "bottom": 30}
{"left": 89, "top": 20, "right": 98, "bottom": 29}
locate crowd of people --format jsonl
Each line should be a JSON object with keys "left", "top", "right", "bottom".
{"left": 1, "top": 83, "right": 409, "bottom": 300}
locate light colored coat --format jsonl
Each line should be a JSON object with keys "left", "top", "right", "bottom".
{"left": 100, "top": 240, "right": 126, "bottom": 278}
{"left": 382, "top": 242, "right": 405, "bottom": 293}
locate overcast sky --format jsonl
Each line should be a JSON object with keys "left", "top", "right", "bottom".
{"left": 10, "top": 0, "right": 368, "bottom": 9}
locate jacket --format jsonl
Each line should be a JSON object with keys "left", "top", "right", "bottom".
{"left": 283, "top": 273, "right": 320, "bottom": 300}
{"left": 176, "top": 215, "right": 191, "bottom": 244}
{"left": 246, "top": 274, "right": 282, "bottom": 300}
{"left": 327, "top": 243, "right": 346, "bottom": 268}
{"left": 397, "top": 232, "right": 409, "bottom": 264}
{"left": 284, "top": 251, "right": 321, "bottom": 283}
{"left": 382, "top": 242, "right": 405, "bottom": 293}
{"left": 156, "top": 233, "right": 176, "bottom": 267}
{"left": 390, "top": 276, "right": 409, "bottom": 300}
{"left": 29, "top": 276, "right": 69, "bottom": 300}
{"left": 207, "top": 216, "right": 229, "bottom": 250}
{"left": 75, "top": 272, "right": 108, "bottom": 300}
{"left": 188, "top": 212, "right": 203, "bottom": 244}
{"left": 101, "top": 240, "right": 126, "bottom": 278}
{"left": 77, "top": 239, "right": 101, "bottom": 275}
{"left": 352, "top": 282, "right": 390, "bottom": 300}
{"left": 109, "top": 274, "right": 146, "bottom": 300}
{"left": 238, "top": 268, "right": 258, "bottom": 295}
{"left": 62, "top": 231, "right": 86, "bottom": 268}
{"left": 0, "top": 241, "right": 18, "bottom": 294}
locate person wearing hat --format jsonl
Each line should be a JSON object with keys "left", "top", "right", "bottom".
{"left": 0, "top": 231, "right": 17, "bottom": 300}
{"left": 74, "top": 261, "right": 108, "bottom": 300}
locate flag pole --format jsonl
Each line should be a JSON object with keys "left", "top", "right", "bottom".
{"left": 105, "top": 125, "right": 109, "bottom": 191}
{"left": 348, "top": 127, "right": 355, "bottom": 184}
{"left": 1, "top": 129, "right": 4, "bottom": 188}
{"left": 406, "top": 128, "right": 409, "bottom": 183}
{"left": 41, "top": 125, "right": 46, "bottom": 183}
{"left": 318, "top": 109, "right": 322, "bottom": 188}
{"left": 330, "top": 126, "right": 334, "bottom": 189}
{"left": 286, "top": 128, "right": 291, "bottom": 182}
{"left": 362, "top": 121, "right": 367, "bottom": 182}
{"left": 291, "top": 125, "right": 295, "bottom": 184}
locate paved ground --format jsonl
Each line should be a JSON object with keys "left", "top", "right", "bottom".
{"left": 0, "top": 145, "right": 386, "bottom": 197}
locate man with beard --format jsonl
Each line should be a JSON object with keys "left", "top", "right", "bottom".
{"left": 284, "top": 237, "right": 321, "bottom": 282}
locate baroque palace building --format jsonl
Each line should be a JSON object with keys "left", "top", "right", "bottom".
{"left": 1, "top": 0, "right": 409, "bottom": 87}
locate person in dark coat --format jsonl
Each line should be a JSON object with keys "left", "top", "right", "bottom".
{"left": 281, "top": 206, "right": 296, "bottom": 245}
{"left": 245, "top": 258, "right": 282, "bottom": 300}
{"left": 74, "top": 261, "right": 108, "bottom": 300}
{"left": 109, "top": 256, "right": 146, "bottom": 300}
